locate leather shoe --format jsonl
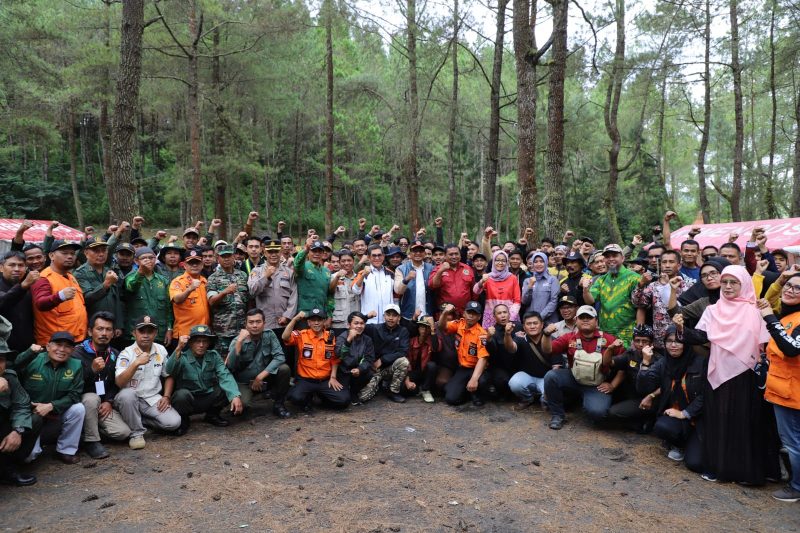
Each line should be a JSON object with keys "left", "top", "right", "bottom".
{"left": 549, "top": 415, "right": 565, "bottom": 430}
{"left": 56, "top": 452, "right": 81, "bottom": 465}
{"left": 272, "top": 402, "right": 292, "bottom": 419}
{"left": 204, "top": 413, "right": 230, "bottom": 427}
{"left": 387, "top": 392, "right": 406, "bottom": 403}
{"left": 84, "top": 441, "right": 110, "bottom": 459}
{"left": 0, "top": 469, "right": 37, "bottom": 486}
{"left": 175, "top": 417, "right": 191, "bottom": 436}
{"left": 471, "top": 394, "right": 484, "bottom": 407}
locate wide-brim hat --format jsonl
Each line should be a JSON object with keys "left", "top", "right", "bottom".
{"left": 188, "top": 325, "right": 217, "bottom": 348}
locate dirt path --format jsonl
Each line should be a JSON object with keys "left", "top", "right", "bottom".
{"left": 1, "top": 399, "right": 797, "bottom": 532}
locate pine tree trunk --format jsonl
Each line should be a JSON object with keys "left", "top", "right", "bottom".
{"left": 793, "top": 78, "right": 800, "bottom": 216}
{"left": 405, "top": 0, "right": 421, "bottom": 231}
{"left": 109, "top": 0, "right": 143, "bottom": 223}
{"left": 211, "top": 26, "right": 227, "bottom": 240}
{"left": 484, "top": 0, "right": 508, "bottom": 228}
{"left": 729, "top": 0, "right": 743, "bottom": 221}
{"left": 542, "top": 0, "right": 568, "bottom": 240}
{"left": 67, "top": 109, "right": 85, "bottom": 229}
{"left": 602, "top": 0, "right": 625, "bottom": 244}
{"left": 697, "top": 0, "right": 712, "bottom": 223}
{"left": 324, "top": 0, "right": 335, "bottom": 235}
{"left": 765, "top": 1, "right": 777, "bottom": 218}
{"left": 447, "top": 0, "right": 459, "bottom": 241}
{"left": 99, "top": 0, "right": 113, "bottom": 195}
{"left": 187, "top": 2, "right": 204, "bottom": 224}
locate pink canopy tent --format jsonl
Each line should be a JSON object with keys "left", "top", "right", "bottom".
{"left": 669, "top": 217, "right": 800, "bottom": 252}
{"left": 0, "top": 219, "right": 84, "bottom": 254}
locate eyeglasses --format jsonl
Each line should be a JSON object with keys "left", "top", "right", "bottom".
{"left": 370, "top": 254, "right": 384, "bottom": 258}
{"left": 783, "top": 283, "right": 800, "bottom": 294}
{"left": 665, "top": 339, "right": 683, "bottom": 345}
{"left": 700, "top": 271, "right": 719, "bottom": 280}
{"left": 702, "top": 254, "right": 717, "bottom": 260}
{"left": 719, "top": 279, "right": 741, "bottom": 287}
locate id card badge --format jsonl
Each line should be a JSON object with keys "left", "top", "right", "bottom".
{"left": 95, "top": 380, "right": 106, "bottom": 396}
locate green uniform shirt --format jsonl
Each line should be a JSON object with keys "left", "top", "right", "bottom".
{"left": 0, "top": 369, "right": 33, "bottom": 429}
{"left": 226, "top": 330, "right": 286, "bottom": 383}
{"left": 206, "top": 268, "right": 249, "bottom": 338}
{"left": 165, "top": 349, "right": 240, "bottom": 402}
{"left": 13, "top": 349, "right": 84, "bottom": 414}
{"left": 124, "top": 270, "right": 173, "bottom": 342}
{"left": 589, "top": 266, "right": 641, "bottom": 345}
{"left": 293, "top": 250, "right": 331, "bottom": 313}
{"left": 74, "top": 263, "right": 125, "bottom": 328}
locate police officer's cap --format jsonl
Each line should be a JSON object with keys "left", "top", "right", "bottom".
{"left": 49, "top": 331, "right": 77, "bottom": 345}
{"left": 184, "top": 249, "right": 203, "bottom": 263}
{"left": 306, "top": 308, "right": 327, "bottom": 319}
{"left": 464, "top": 301, "right": 483, "bottom": 315}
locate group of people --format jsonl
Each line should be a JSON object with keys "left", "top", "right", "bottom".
{"left": 0, "top": 212, "right": 798, "bottom": 505}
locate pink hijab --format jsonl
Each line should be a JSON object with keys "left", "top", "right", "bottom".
{"left": 696, "top": 265, "right": 770, "bottom": 389}
{"left": 489, "top": 250, "right": 512, "bottom": 282}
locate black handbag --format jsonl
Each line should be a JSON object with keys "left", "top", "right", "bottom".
{"left": 753, "top": 352, "right": 769, "bottom": 390}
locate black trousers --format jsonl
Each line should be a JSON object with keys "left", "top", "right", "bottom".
{"left": 0, "top": 418, "right": 41, "bottom": 472}
{"left": 444, "top": 366, "right": 491, "bottom": 405}
{"left": 338, "top": 369, "right": 374, "bottom": 401}
{"left": 405, "top": 361, "right": 437, "bottom": 393}
{"left": 288, "top": 377, "right": 349, "bottom": 409}
{"left": 653, "top": 415, "right": 704, "bottom": 473}
{"left": 171, "top": 387, "right": 228, "bottom": 417}
{"left": 487, "top": 367, "right": 514, "bottom": 399}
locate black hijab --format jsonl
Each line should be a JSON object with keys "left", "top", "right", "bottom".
{"left": 662, "top": 325, "right": 694, "bottom": 409}
{"left": 678, "top": 258, "right": 730, "bottom": 306}
{"left": 779, "top": 273, "right": 800, "bottom": 318}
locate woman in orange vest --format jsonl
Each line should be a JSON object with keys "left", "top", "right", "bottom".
{"left": 31, "top": 240, "right": 87, "bottom": 345}
{"left": 758, "top": 273, "right": 800, "bottom": 502}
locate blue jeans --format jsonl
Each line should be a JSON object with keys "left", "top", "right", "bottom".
{"left": 508, "top": 371, "right": 545, "bottom": 401}
{"left": 543, "top": 368, "right": 612, "bottom": 421}
{"left": 774, "top": 403, "right": 800, "bottom": 491}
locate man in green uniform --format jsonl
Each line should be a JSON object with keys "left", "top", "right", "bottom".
{"left": 14, "top": 331, "right": 85, "bottom": 464}
{"left": 294, "top": 239, "right": 331, "bottom": 314}
{"left": 74, "top": 238, "right": 124, "bottom": 338}
{"left": 226, "top": 309, "right": 291, "bottom": 418}
{"left": 0, "top": 317, "right": 40, "bottom": 486}
{"left": 207, "top": 245, "right": 249, "bottom": 354}
{"left": 583, "top": 244, "right": 641, "bottom": 346}
{"left": 166, "top": 325, "right": 243, "bottom": 435}
{"left": 124, "top": 247, "right": 174, "bottom": 347}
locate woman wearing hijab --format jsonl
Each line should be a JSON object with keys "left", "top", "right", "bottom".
{"left": 758, "top": 273, "right": 800, "bottom": 502}
{"left": 473, "top": 250, "right": 521, "bottom": 328}
{"left": 667, "top": 259, "right": 728, "bottom": 328}
{"left": 677, "top": 265, "right": 781, "bottom": 484}
{"left": 521, "top": 251, "right": 561, "bottom": 324}
{"left": 636, "top": 325, "right": 707, "bottom": 471}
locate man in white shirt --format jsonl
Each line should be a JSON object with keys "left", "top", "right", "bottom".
{"left": 114, "top": 316, "right": 181, "bottom": 449}
{"left": 351, "top": 245, "right": 395, "bottom": 324}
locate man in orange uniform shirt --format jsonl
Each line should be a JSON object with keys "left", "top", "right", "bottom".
{"left": 169, "top": 249, "right": 210, "bottom": 338}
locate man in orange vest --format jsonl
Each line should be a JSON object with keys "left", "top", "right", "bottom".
{"left": 31, "top": 240, "right": 87, "bottom": 345}
{"left": 169, "top": 249, "right": 210, "bottom": 338}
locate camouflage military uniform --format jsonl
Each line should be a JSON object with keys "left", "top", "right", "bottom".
{"left": 206, "top": 268, "right": 249, "bottom": 354}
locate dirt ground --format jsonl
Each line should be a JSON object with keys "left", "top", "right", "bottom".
{"left": 1, "top": 396, "right": 797, "bottom": 533}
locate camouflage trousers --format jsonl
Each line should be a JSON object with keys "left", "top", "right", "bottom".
{"left": 359, "top": 357, "right": 410, "bottom": 402}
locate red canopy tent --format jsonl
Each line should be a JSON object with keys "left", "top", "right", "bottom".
{"left": 669, "top": 217, "right": 800, "bottom": 252}
{"left": 0, "top": 219, "right": 84, "bottom": 254}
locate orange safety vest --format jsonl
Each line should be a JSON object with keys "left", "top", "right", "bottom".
{"left": 765, "top": 310, "right": 800, "bottom": 410}
{"left": 33, "top": 267, "right": 87, "bottom": 345}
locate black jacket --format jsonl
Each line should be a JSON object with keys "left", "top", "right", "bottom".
{"left": 365, "top": 323, "right": 410, "bottom": 366}
{"left": 0, "top": 276, "right": 34, "bottom": 354}
{"left": 335, "top": 332, "right": 376, "bottom": 373}
{"left": 636, "top": 350, "right": 707, "bottom": 419}
{"left": 71, "top": 341, "right": 120, "bottom": 402}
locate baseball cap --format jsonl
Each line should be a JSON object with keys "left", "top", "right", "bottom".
{"left": 183, "top": 227, "right": 200, "bottom": 237}
{"left": 52, "top": 240, "right": 82, "bottom": 252}
{"left": 384, "top": 303, "right": 401, "bottom": 315}
{"left": 130, "top": 236, "right": 147, "bottom": 246}
{"left": 217, "top": 245, "right": 234, "bottom": 256}
{"left": 116, "top": 243, "right": 135, "bottom": 255}
{"left": 49, "top": 331, "right": 77, "bottom": 344}
{"left": 564, "top": 252, "right": 586, "bottom": 266}
{"left": 306, "top": 308, "right": 327, "bottom": 319}
{"left": 602, "top": 244, "right": 623, "bottom": 255}
{"left": 576, "top": 305, "right": 597, "bottom": 318}
{"left": 84, "top": 237, "right": 109, "bottom": 249}
{"left": 188, "top": 324, "right": 216, "bottom": 339}
{"left": 134, "top": 246, "right": 156, "bottom": 259}
{"left": 580, "top": 236, "right": 594, "bottom": 245}
{"left": 588, "top": 251, "right": 604, "bottom": 265}
{"left": 410, "top": 240, "right": 426, "bottom": 251}
{"left": 465, "top": 301, "right": 483, "bottom": 315}
{"left": 184, "top": 249, "right": 203, "bottom": 263}
{"left": 472, "top": 252, "right": 487, "bottom": 261}
{"left": 133, "top": 315, "right": 158, "bottom": 331}
{"left": 308, "top": 241, "right": 326, "bottom": 252}
{"left": 557, "top": 295, "right": 577, "bottom": 308}
{"left": 213, "top": 240, "right": 229, "bottom": 249}
{"left": 416, "top": 315, "right": 432, "bottom": 325}
{"left": 432, "top": 244, "right": 445, "bottom": 253}
{"left": 235, "top": 243, "right": 248, "bottom": 254}
{"left": 386, "top": 246, "right": 405, "bottom": 259}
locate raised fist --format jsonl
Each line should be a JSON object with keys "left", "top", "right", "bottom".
{"left": 248, "top": 212, "right": 259, "bottom": 221}
{"left": 434, "top": 217, "right": 443, "bottom": 228}
{"left": 663, "top": 211, "right": 677, "bottom": 222}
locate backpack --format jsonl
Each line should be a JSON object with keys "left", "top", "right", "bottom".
{"left": 571, "top": 332, "right": 607, "bottom": 386}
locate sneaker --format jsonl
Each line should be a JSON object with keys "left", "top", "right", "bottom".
{"left": 772, "top": 485, "right": 800, "bottom": 503}
{"left": 700, "top": 473, "right": 718, "bottom": 482}
{"left": 549, "top": 415, "right": 565, "bottom": 430}
{"left": 84, "top": 441, "right": 110, "bottom": 459}
{"left": 129, "top": 436, "right": 146, "bottom": 450}
{"left": 420, "top": 390, "right": 434, "bottom": 403}
{"left": 667, "top": 447, "right": 685, "bottom": 462}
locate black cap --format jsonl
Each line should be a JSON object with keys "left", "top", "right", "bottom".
{"left": 130, "top": 236, "right": 147, "bottom": 246}
{"left": 432, "top": 244, "right": 445, "bottom": 253}
{"left": 85, "top": 237, "right": 109, "bottom": 249}
{"left": 564, "top": 252, "right": 586, "bottom": 266}
{"left": 158, "top": 243, "right": 184, "bottom": 261}
{"left": 472, "top": 252, "right": 487, "bottom": 261}
{"left": 557, "top": 295, "right": 578, "bottom": 308}
{"left": 116, "top": 243, "right": 135, "bottom": 255}
{"left": 410, "top": 240, "right": 426, "bottom": 251}
{"left": 306, "top": 308, "right": 327, "bottom": 319}
{"left": 184, "top": 249, "right": 203, "bottom": 263}
{"left": 52, "top": 240, "right": 82, "bottom": 252}
{"left": 133, "top": 315, "right": 158, "bottom": 331}
{"left": 580, "top": 236, "right": 594, "bottom": 245}
{"left": 308, "top": 241, "right": 326, "bottom": 252}
{"left": 49, "top": 331, "right": 76, "bottom": 344}
{"left": 464, "top": 301, "right": 482, "bottom": 315}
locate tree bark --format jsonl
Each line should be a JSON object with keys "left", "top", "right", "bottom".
{"left": 211, "top": 25, "right": 227, "bottom": 239}
{"left": 765, "top": 1, "right": 777, "bottom": 218}
{"left": 729, "top": 0, "right": 743, "bottom": 221}
{"left": 447, "top": 0, "right": 459, "bottom": 241}
{"left": 484, "top": 0, "right": 508, "bottom": 228}
{"left": 67, "top": 109, "right": 85, "bottom": 229}
{"left": 404, "top": 0, "right": 421, "bottom": 231}
{"left": 324, "top": 0, "right": 335, "bottom": 235}
{"left": 793, "top": 71, "right": 800, "bottom": 217}
{"left": 697, "top": 0, "right": 712, "bottom": 223}
{"left": 187, "top": 1, "right": 204, "bottom": 224}
{"left": 513, "top": 0, "right": 544, "bottom": 244}
{"left": 109, "top": 0, "right": 144, "bottom": 223}
{"left": 99, "top": 0, "right": 113, "bottom": 195}
{"left": 542, "top": 0, "right": 568, "bottom": 240}
{"left": 602, "top": 0, "right": 625, "bottom": 244}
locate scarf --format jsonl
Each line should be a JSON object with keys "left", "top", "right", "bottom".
{"left": 489, "top": 250, "right": 512, "bottom": 282}
{"left": 697, "top": 265, "right": 770, "bottom": 389}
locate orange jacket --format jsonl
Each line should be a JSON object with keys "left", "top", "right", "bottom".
{"left": 32, "top": 267, "right": 87, "bottom": 345}
{"left": 765, "top": 310, "right": 800, "bottom": 410}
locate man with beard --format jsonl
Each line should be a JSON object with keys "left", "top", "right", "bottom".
{"left": 31, "top": 241, "right": 87, "bottom": 345}
{"left": 559, "top": 252, "right": 590, "bottom": 306}
{"left": 0, "top": 251, "right": 38, "bottom": 353}
{"left": 583, "top": 244, "right": 641, "bottom": 345}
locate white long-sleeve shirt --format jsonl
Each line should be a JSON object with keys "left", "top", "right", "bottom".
{"left": 351, "top": 266, "right": 395, "bottom": 324}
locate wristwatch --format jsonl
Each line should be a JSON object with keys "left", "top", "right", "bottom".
{"left": 13, "top": 427, "right": 25, "bottom": 435}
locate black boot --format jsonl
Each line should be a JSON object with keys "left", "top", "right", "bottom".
{"left": 272, "top": 400, "right": 291, "bottom": 419}
{"left": 204, "top": 412, "right": 230, "bottom": 427}
{"left": 0, "top": 468, "right": 37, "bottom": 487}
